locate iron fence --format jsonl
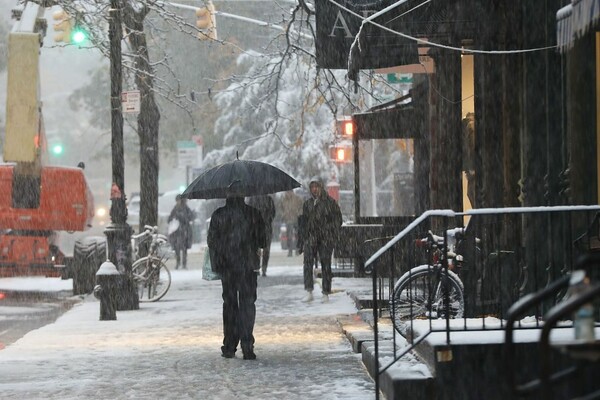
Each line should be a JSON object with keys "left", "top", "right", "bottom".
{"left": 364, "top": 205, "right": 600, "bottom": 399}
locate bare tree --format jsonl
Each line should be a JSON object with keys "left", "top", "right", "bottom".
{"left": 121, "top": 3, "right": 160, "bottom": 240}
{"left": 52, "top": 0, "right": 402, "bottom": 231}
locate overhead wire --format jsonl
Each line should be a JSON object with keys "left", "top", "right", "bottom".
{"left": 327, "top": 0, "right": 558, "bottom": 55}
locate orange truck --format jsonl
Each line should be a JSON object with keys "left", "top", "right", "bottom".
{"left": 0, "top": 2, "right": 95, "bottom": 289}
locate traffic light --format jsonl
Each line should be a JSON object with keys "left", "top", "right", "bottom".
{"left": 52, "top": 10, "right": 88, "bottom": 44}
{"left": 329, "top": 144, "right": 353, "bottom": 163}
{"left": 196, "top": 1, "right": 217, "bottom": 40}
{"left": 71, "top": 26, "right": 88, "bottom": 45}
{"left": 336, "top": 117, "right": 355, "bottom": 139}
{"left": 52, "top": 10, "right": 73, "bottom": 43}
{"left": 51, "top": 143, "right": 64, "bottom": 156}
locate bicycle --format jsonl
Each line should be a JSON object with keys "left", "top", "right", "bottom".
{"left": 391, "top": 227, "right": 470, "bottom": 331}
{"left": 131, "top": 225, "right": 172, "bottom": 302}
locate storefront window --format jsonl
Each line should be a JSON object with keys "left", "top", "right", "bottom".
{"left": 358, "top": 138, "right": 414, "bottom": 217}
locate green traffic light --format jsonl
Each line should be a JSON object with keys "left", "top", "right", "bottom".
{"left": 52, "top": 144, "right": 63, "bottom": 155}
{"left": 71, "top": 28, "right": 87, "bottom": 44}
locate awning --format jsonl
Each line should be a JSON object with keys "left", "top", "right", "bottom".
{"left": 353, "top": 82, "right": 428, "bottom": 140}
{"left": 557, "top": 0, "right": 600, "bottom": 53}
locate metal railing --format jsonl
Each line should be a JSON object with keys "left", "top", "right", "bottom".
{"left": 505, "top": 254, "right": 600, "bottom": 399}
{"left": 365, "top": 205, "right": 600, "bottom": 399}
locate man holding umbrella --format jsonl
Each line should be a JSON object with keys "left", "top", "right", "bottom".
{"left": 185, "top": 156, "right": 301, "bottom": 360}
{"left": 208, "top": 195, "right": 266, "bottom": 360}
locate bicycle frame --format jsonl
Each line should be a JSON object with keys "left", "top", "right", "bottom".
{"left": 391, "top": 228, "right": 469, "bottom": 326}
{"left": 131, "top": 225, "right": 169, "bottom": 261}
{"left": 130, "top": 225, "right": 172, "bottom": 302}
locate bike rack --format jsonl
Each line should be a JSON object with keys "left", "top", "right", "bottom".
{"left": 505, "top": 253, "right": 600, "bottom": 399}
{"left": 504, "top": 273, "right": 572, "bottom": 396}
{"left": 538, "top": 283, "right": 600, "bottom": 399}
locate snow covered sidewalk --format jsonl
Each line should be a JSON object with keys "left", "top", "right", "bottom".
{"left": 0, "top": 265, "right": 376, "bottom": 399}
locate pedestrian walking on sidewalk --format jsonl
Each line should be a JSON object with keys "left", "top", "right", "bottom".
{"left": 297, "top": 177, "right": 342, "bottom": 303}
{"left": 207, "top": 196, "right": 267, "bottom": 360}
{"left": 281, "top": 190, "right": 303, "bottom": 257}
{"left": 168, "top": 195, "right": 196, "bottom": 270}
{"left": 247, "top": 194, "right": 276, "bottom": 276}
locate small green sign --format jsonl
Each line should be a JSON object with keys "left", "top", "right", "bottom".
{"left": 387, "top": 73, "right": 413, "bottom": 84}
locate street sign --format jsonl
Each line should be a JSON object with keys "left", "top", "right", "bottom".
{"left": 387, "top": 73, "right": 413, "bottom": 84}
{"left": 121, "top": 90, "right": 140, "bottom": 113}
{"left": 177, "top": 140, "right": 197, "bottom": 168}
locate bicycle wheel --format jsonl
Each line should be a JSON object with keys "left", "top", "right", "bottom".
{"left": 391, "top": 264, "right": 464, "bottom": 331}
{"left": 132, "top": 256, "right": 172, "bottom": 302}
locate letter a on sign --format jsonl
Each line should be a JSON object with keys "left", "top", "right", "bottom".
{"left": 329, "top": 11, "right": 353, "bottom": 38}
{"left": 315, "top": 0, "right": 420, "bottom": 72}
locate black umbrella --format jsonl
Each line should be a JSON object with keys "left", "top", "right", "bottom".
{"left": 182, "top": 158, "right": 301, "bottom": 199}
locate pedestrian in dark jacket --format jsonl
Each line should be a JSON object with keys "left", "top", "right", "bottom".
{"left": 207, "top": 196, "right": 266, "bottom": 360}
{"left": 246, "top": 194, "right": 276, "bottom": 276}
{"left": 168, "top": 195, "right": 196, "bottom": 269}
{"left": 297, "top": 177, "right": 342, "bottom": 303}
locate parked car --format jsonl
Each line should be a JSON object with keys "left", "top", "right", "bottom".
{"left": 127, "top": 193, "right": 141, "bottom": 233}
{"left": 127, "top": 191, "right": 184, "bottom": 235}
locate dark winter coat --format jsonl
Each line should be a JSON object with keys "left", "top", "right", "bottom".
{"left": 207, "top": 197, "right": 267, "bottom": 274}
{"left": 298, "top": 182, "right": 342, "bottom": 251}
{"left": 246, "top": 195, "right": 276, "bottom": 237}
{"left": 168, "top": 203, "right": 196, "bottom": 251}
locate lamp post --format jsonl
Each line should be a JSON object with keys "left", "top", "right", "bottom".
{"left": 105, "top": 0, "right": 138, "bottom": 311}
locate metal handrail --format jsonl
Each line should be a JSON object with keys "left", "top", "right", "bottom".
{"left": 538, "top": 283, "right": 600, "bottom": 399}
{"left": 504, "top": 273, "right": 572, "bottom": 396}
{"left": 368, "top": 205, "right": 600, "bottom": 400}
{"left": 366, "top": 205, "right": 600, "bottom": 270}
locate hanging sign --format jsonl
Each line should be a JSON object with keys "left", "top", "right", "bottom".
{"left": 314, "top": 0, "right": 422, "bottom": 71}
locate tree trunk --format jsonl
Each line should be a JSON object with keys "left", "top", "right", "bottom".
{"left": 122, "top": 3, "right": 160, "bottom": 247}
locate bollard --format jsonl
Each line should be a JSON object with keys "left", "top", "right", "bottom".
{"left": 94, "top": 260, "right": 121, "bottom": 321}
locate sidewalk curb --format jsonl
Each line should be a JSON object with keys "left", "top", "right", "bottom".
{"left": 337, "top": 295, "right": 435, "bottom": 400}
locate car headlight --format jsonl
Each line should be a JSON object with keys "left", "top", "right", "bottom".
{"left": 96, "top": 207, "right": 107, "bottom": 218}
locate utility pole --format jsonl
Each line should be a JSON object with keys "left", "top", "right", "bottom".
{"left": 105, "top": 0, "right": 138, "bottom": 311}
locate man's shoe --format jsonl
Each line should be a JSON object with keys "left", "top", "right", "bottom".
{"left": 221, "top": 351, "right": 235, "bottom": 358}
{"left": 321, "top": 294, "right": 329, "bottom": 303}
{"left": 301, "top": 291, "right": 313, "bottom": 302}
{"left": 221, "top": 346, "right": 235, "bottom": 358}
{"left": 243, "top": 351, "right": 257, "bottom": 360}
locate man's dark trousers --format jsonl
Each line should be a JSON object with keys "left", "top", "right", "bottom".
{"left": 303, "top": 240, "right": 333, "bottom": 294}
{"left": 221, "top": 270, "right": 257, "bottom": 353}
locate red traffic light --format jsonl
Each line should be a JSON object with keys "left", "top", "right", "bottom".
{"left": 336, "top": 118, "right": 354, "bottom": 138}
{"left": 329, "top": 144, "right": 353, "bottom": 163}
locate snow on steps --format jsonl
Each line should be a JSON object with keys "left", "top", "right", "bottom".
{"left": 336, "top": 313, "right": 434, "bottom": 400}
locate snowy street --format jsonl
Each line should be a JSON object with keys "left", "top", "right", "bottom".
{"left": 0, "top": 248, "right": 376, "bottom": 399}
